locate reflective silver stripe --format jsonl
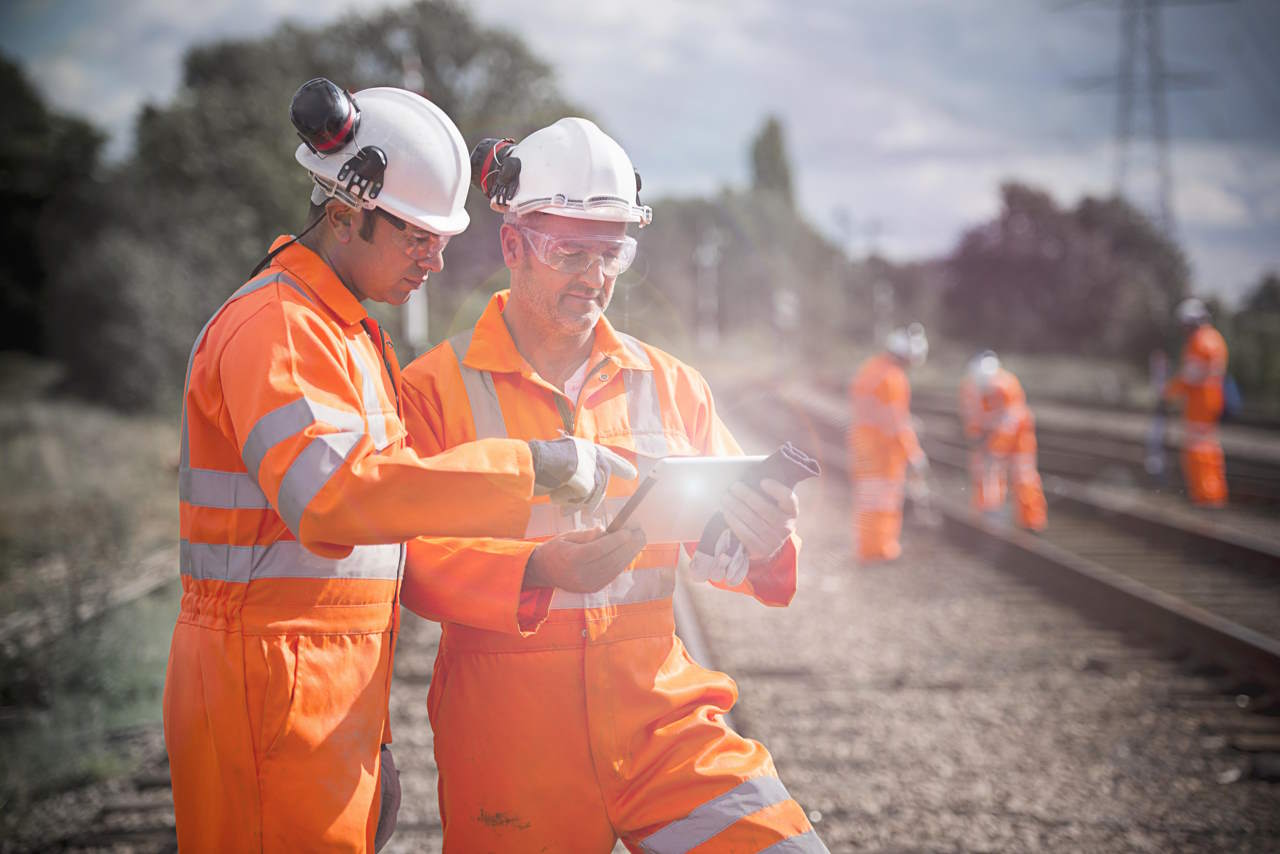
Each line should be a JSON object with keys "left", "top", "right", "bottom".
{"left": 449, "top": 329, "right": 508, "bottom": 440}
{"left": 617, "top": 332, "right": 668, "bottom": 477}
{"left": 278, "top": 432, "right": 363, "bottom": 535}
{"left": 181, "top": 539, "right": 401, "bottom": 582}
{"left": 180, "top": 271, "right": 288, "bottom": 470}
{"left": 179, "top": 467, "right": 269, "bottom": 509}
{"left": 852, "top": 476, "right": 904, "bottom": 512}
{"left": 760, "top": 830, "right": 830, "bottom": 853}
{"left": 346, "top": 338, "right": 392, "bottom": 450}
{"left": 242, "top": 397, "right": 366, "bottom": 481}
{"left": 1181, "top": 357, "right": 1208, "bottom": 383}
{"left": 640, "top": 777, "right": 792, "bottom": 854}
{"left": 852, "top": 394, "right": 905, "bottom": 435}
{"left": 548, "top": 565, "right": 675, "bottom": 610}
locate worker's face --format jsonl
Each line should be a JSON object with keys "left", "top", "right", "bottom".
{"left": 332, "top": 206, "right": 449, "bottom": 306}
{"left": 502, "top": 213, "right": 629, "bottom": 337}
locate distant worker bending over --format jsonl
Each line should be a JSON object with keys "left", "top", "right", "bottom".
{"left": 165, "top": 81, "right": 636, "bottom": 853}
{"left": 848, "top": 323, "right": 930, "bottom": 563}
{"left": 398, "top": 118, "right": 828, "bottom": 852}
{"left": 1163, "top": 298, "right": 1229, "bottom": 507}
{"left": 960, "top": 351, "right": 1046, "bottom": 531}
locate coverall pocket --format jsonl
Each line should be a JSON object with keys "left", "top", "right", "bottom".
{"left": 254, "top": 635, "right": 301, "bottom": 760}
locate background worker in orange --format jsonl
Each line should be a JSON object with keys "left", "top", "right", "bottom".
{"left": 1163, "top": 297, "right": 1229, "bottom": 506}
{"left": 165, "top": 81, "right": 639, "bottom": 854}
{"left": 398, "top": 119, "right": 828, "bottom": 853}
{"left": 962, "top": 351, "right": 1047, "bottom": 531}
{"left": 848, "top": 323, "right": 930, "bottom": 563}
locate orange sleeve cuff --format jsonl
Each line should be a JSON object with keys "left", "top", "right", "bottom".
{"left": 517, "top": 586, "right": 554, "bottom": 634}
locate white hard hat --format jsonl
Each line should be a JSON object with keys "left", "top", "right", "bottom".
{"left": 1176, "top": 297, "right": 1209, "bottom": 325}
{"left": 294, "top": 85, "right": 471, "bottom": 236}
{"left": 886, "top": 322, "right": 928, "bottom": 367}
{"left": 479, "top": 118, "right": 652, "bottom": 227}
{"left": 967, "top": 350, "right": 1001, "bottom": 392}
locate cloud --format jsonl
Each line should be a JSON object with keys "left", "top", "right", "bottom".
{"left": 2, "top": 0, "right": 1275, "bottom": 298}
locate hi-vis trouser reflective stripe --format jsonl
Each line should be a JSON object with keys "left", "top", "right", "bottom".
{"left": 852, "top": 476, "right": 904, "bottom": 512}
{"left": 1009, "top": 451, "right": 1038, "bottom": 480}
{"left": 638, "top": 777, "right": 828, "bottom": 854}
{"left": 448, "top": 328, "right": 676, "bottom": 611}
{"left": 179, "top": 269, "right": 402, "bottom": 583}
{"left": 1183, "top": 421, "right": 1221, "bottom": 446}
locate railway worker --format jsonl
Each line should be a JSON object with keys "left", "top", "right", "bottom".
{"left": 165, "top": 81, "right": 641, "bottom": 853}
{"left": 397, "top": 118, "right": 828, "bottom": 852}
{"left": 1163, "top": 297, "right": 1229, "bottom": 507}
{"left": 848, "top": 323, "right": 930, "bottom": 563}
{"left": 963, "top": 352, "right": 1047, "bottom": 531}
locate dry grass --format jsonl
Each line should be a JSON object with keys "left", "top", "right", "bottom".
{"left": 0, "top": 354, "right": 180, "bottom": 806}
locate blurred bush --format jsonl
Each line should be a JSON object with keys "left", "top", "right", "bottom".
{"left": 32, "top": 0, "right": 582, "bottom": 411}
{"left": 941, "top": 182, "right": 1189, "bottom": 363}
{"left": 1226, "top": 272, "right": 1280, "bottom": 412}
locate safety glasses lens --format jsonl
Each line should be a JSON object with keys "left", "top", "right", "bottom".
{"left": 530, "top": 233, "right": 637, "bottom": 277}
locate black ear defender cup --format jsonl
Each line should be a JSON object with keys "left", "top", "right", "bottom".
{"left": 470, "top": 137, "right": 521, "bottom": 206}
{"left": 291, "top": 78, "right": 361, "bottom": 154}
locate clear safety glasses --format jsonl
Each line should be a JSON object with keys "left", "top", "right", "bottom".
{"left": 518, "top": 227, "right": 638, "bottom": 277}
{"left": 377, "top": 208, "right": 450, "bottom": 260}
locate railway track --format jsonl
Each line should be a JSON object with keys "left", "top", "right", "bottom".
{"left": 731, "top": 382, "right": 1280, "bottom": 696}
{"left": 906, "top": 386, "right": 1280, "bottom": 509}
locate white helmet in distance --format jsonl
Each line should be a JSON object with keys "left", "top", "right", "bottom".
{"left": 1175, "top": 297, "right": 1209, "bottom": 326}
{"left": 887, "top": 322, "right": 929, "bottom": 367}
{"left": 470, "top": 118, "right": 653, "bottom": 227}
{"left": 967, "top": 349, "right": 1001, "bottom": 392}
{"left": 292, "top": 80, "right": 471, "bottom": 236}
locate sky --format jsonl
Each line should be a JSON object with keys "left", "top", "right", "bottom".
{"left": 2, "top": 0, "right": 1277, "bottom": 302}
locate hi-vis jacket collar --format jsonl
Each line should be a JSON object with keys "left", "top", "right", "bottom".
{"left": 267, "top": 235, "right": 370, "bottom": 328}
{"left": 461, "top": 290, "right": 653, "bottom": 375}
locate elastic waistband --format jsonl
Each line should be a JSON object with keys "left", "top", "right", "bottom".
{"left": 442, "top": 599, "right": 676, "bottom": 653}
{"left": 177, "top": 582, "right": 396, "bottom": 635}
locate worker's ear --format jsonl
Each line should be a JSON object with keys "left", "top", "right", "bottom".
{"left": 326, "top": 200, "right": 357, "bottom": 244}
{"left": 499, "top": 222, "right": 524, "bottom": 269}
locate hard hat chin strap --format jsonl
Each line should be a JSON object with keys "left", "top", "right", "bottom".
{"left": 248, "top": 211, "right": 327, "bottom": 277}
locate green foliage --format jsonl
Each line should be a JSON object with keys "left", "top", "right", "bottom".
{"left": 749, "top": 116, "right": 794, "bottom": 208}
{"left": 1227, "top": 271, "right": 1280, "bottom": 410}
{"left": 40, "top": 0, "right": 582, "bottom": 411}
{"left": 624, "top": 185, "right": 849, "bottom": 352}
{"left": 0, "top": 55, "right": 105, "bottom": 355}
{"left": 941, "top": 182, "right": 1189, "bottom": 362}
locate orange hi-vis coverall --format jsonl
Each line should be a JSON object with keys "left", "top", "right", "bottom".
{"left": 165, "top": 238, "right": 539, "bottom": 853}
{"left": 1164, "top": 324, "right": 1229, "bottom": 506}
{"left": 848, "top": 353, "right": 925, "bottom": 563}
{"left": 958, "top": 374, "right": 1004, "bottom": 511}
{"left": 965, "top": 369, "right": 1046, "bottom": 531}
{"left": 398, "top": 291, "right": 826, "bottom": 854}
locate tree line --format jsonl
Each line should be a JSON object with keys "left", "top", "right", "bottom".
{"left": 2, "top": 0, "right": 1276, "bottom": 412}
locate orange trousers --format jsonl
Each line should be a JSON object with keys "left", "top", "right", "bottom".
{"left": 428, "top": 605, "right": 823, "bottom": 852}
{"left": 850, "top": 475, "right": 905, "bottom": 563}
{"left": 971, "top": 433, "right": 1046, "bottom": 532}
{"left": 163, "top": 579, "right": 396, "bottom": 852}
{"left": 1182, "top": 421, "right": 1227, "bottom": 506}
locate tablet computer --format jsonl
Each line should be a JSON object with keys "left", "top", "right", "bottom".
{"left": 605, "top": 455, "right": 766, "bottom": 543}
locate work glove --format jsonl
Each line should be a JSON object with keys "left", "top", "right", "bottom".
{"left": 527, "top": 437, "right": 638, "bottom": 513}
{"left": 374, "top": 745, "right": 401, "bottom": 852}
{"left": 689, "top": 526, "right": 751, "bottom": 586}
{"left": 691, "top": 443, "right": 818, "bottom": 587}
{"left": 909, "top": 454, "right": 930, "bottom": 479}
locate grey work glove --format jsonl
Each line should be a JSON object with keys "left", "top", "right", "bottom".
{"left": 527, "top": 437, "right": 638, "bottom": 513}
{"left": 689, "top": 527, "right": 750, "bottom": 586}
{"left": 374, "top": 745, "right": 401, "bottom": 852}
